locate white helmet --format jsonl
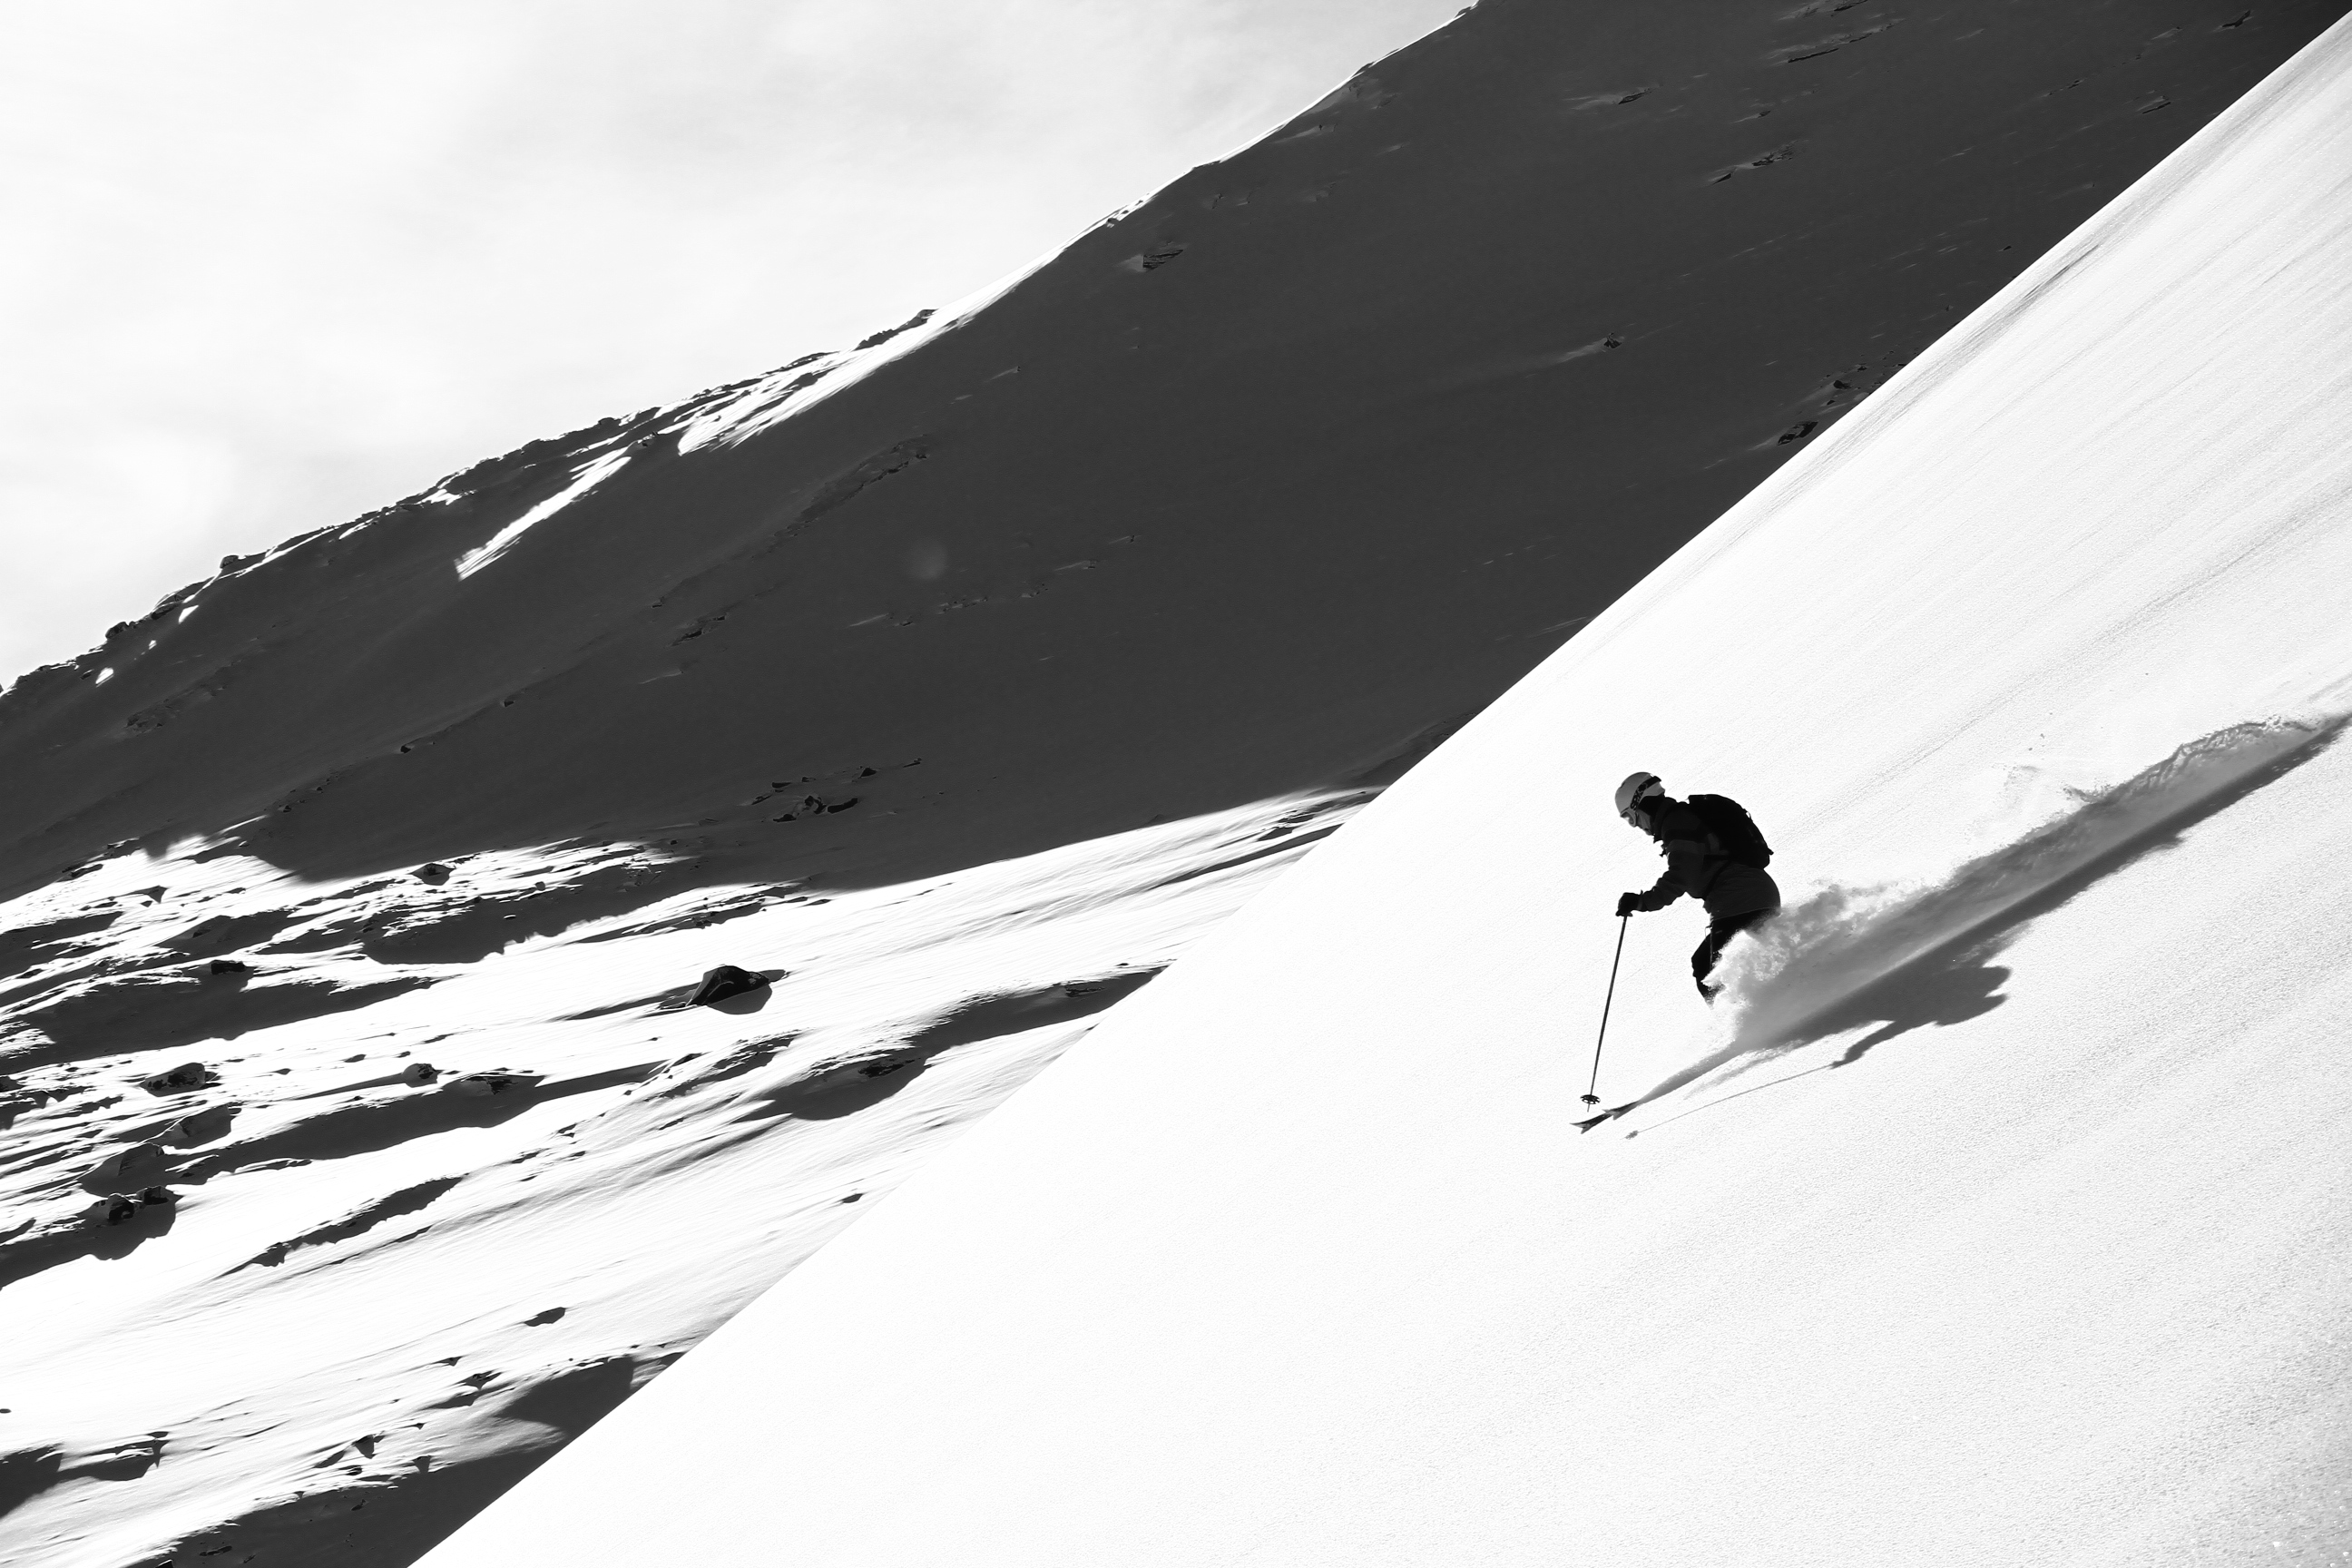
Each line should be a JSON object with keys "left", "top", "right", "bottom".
{"left": 1613, "top": 771, "right": 1663, "bottom": 825}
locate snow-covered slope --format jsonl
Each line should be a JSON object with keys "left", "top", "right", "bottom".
{"left": 419, "top": 17, "right": 2352, "bottom": 1568}
{"left": 0, "top": 793, "right": 1373, "bottom": 1567}
{"left": 4, "top": 3, "right": 2345, "bottom": 1564}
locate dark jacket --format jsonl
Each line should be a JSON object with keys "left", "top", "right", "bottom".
{"left": 1628, "top": 799, "right": 1779, "bottom": 917}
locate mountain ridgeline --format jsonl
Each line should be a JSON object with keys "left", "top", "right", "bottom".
{"left": 2, "top": 0, "right": 2334, "bottom": 918}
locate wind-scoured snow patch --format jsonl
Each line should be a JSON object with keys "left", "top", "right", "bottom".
{"left": 1646, "top": 714, "right": 2351, "bottom": 1102}
{"left": 454, "top": 447, "right": 634, "bottom": 580}
{"left": 666, "top": 231, "right": 1070, "bottom": 458}
{"left": 671, "top": 302, "right": 952, "bottom": 455}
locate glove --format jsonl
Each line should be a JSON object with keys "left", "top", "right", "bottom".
{"left": 1615, "top": 891, "right": 1642, "bottom": 917}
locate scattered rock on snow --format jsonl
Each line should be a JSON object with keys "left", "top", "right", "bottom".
{"left": 89, "top": 1188, "right": 170, "bottom": 1226}
{"left": 399, "top": 1062, "right": 442, "bottom": 1086}
{"left": 412, "top": 863, "right": 454, "bottom": 886}
{"left": 162, "top": 1104, "right": 237, "bottom": 1146}
{"left": 53, "top": 1433, "right": 165, "bottom": 1480}
{"left": 140, "top": 1062, "right": 218, "bottom": 1094}
{"left": 687, "top": 965, "right": 770, "bottom": 1007}
{"left": 443, "top": 1072, "right": 543, "bottom": 1098}
{"left": 84, "top": 1142, "right": 170, "bottom": 1191}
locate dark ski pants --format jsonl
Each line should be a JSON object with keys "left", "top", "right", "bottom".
{"left": 1693, "top": 907, "right": 1773, "bottom": 999}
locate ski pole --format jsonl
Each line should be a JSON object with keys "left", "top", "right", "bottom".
{"left": 1582, "top": 914, "right": 1631, "bottom": 1106}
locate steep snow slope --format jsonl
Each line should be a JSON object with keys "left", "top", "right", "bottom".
{"left": 420, "top": 17, "right": 2352, "bottom": 1568}
{"left": 5, "top": 3, "right": 2346, "bottom": 1564}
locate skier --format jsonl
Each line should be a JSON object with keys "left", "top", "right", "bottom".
{"left": 1612, "top": 772, "right": 1779, "bottom": 1000}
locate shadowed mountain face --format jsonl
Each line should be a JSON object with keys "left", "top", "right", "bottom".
{"left": 2, "top": 0, "right": 2337, "bottom": 906}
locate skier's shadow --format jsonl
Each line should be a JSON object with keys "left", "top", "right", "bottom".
{"left": 1761, "top": 720, "right": 2345, "bottom": 1068}
{"left": 1801, "top": 949, "right": 2011, "bottom": 1067}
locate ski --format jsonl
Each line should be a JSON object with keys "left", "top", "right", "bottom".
{"left": 1575, "top": 1102, "right": 1635, "bottom": 1132}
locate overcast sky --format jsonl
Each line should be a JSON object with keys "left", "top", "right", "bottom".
{"left": 0, "top": 0, "right": 1462, "bottom": 683}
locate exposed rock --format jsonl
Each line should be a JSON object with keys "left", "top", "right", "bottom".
{"left": 85, "top": 1142, "right": 169, "bottom": 1191}
{"left": 444, "top": 1072, "right": 542, "bottom": 1098}
{"left": 687, "top": 965, "right": 769, "bottom": 1007}
{"left": 162, "top": 1104, "right": 237, "bottom": 1146}
{"left": 139, "top": 1062, "right": 218, "bottom": 1094}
